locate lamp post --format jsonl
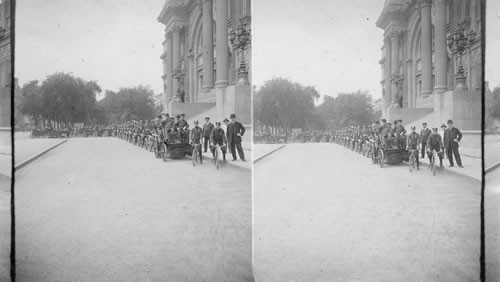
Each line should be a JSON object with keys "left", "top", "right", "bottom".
{"left": 229, "top": 21, "right": 251, "bottom": 85}
{"left": 172, "top": 66, "right": 186, "bottom": 102}
{"left": 447, "top": 28, "right": 476, "bottom": 91}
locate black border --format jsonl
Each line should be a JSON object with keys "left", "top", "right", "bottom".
{"left": 480, "top": 0, "right": 486, "bottom": 281}
{"left": 9, "top": 0, "right": 15, "bottom": 280}
{"left": 3, "top": 0, "right": 493, "bottom": 281}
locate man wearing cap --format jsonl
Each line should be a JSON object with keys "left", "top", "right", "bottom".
{"left": 426, "top": 128, "right": 444, "bottom": 168}
{"left": 439, "top": 124, "right": 447, "bottom": 158}
{"left": 227, "top": 113, "right": 246, "bottom": 161}
{"left": 395, "top": 119, "right": 407, "bottom": 149}
{"left": 210, "top": 122, "right": 227, "bottom": 162}
{"left": 379, "top": 119, "right": 391, "bottom": 136}
{"left": 178, "top": 114, "right": 190, "bottom": 143}
{"left": 190, "top": 120, "right": 203, "bottom": 164}
{"left": 406, "top": 126, "right": 420, "bottom": 169}
{"left": 202, "top": 117, "right": 214, "bottom": 153}
{"left": 419, "top": 122, "right": 431, "bottom": 158}
{"left": 443, "top": 119, "right": 463, "bottom": 167}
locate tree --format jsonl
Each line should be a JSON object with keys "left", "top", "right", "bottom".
{"left": 254, "top": 78, "right": 319, "bottom": 134}
{"left": 317, "top": 90, "right": 379, "bottom": 129}
{"left": 97, "top": 85, "right": 158, "bottom": 123}
{"left": 19, "top": 80, "right": 43, "bottom": 127}
{"left": 38, "top": 72, "right": 101, "bottom": 127}
{"left": 486, "top": 85, "right": 500, "bottom": 132}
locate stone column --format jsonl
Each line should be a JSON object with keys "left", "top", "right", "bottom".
{"left": 390, "top": 32, "right": 399, "bottom": 104}
{"left": 420, "top": 0, "right": 433, "bottom": 96}
{"left": 202, "top": 0, "right": 214, "bottom": 92}
{"left": 384, "top": 37, "right": 392, "bottom": 107}
{"left": 215, "top": 0, "right": 229, "bottom": 88}
{"left": 172, "top": 26, "right": 181, "bottom": 99}
{"left": 434, "top": 0, "right": 447, "bottom": 93}
{"left": 166, "top": 33, "right": 173, "bottom": 104}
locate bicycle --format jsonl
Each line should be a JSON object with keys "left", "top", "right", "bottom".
{"left": 408, "top": 148, "right": 419, "bottom": 173}
{"left": 213, "top": 144, "right": 226, "bottom": 170}
{"left": 429, "top": 149, "right": 443, "bottom": 176}
{"left": 192, "top": 143, "right": 202, "bottom": 167}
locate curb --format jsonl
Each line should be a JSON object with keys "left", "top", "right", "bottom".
{"left": 15, "top": 139, "right": 68, "bottom": 170}
{"left": 253, "top": 145, "right": 286, "bottom": 164}
{"left": 200, "top": 153, "right": 251, "bottom": 171}
{"left": 330, "top": 142, "right": 481, "bottom": 182}
{"left": 485, "top": 162, "right": 500, "bottom": 174}
{"left": 419, "top": 161, "right": 481, "bottom": 182}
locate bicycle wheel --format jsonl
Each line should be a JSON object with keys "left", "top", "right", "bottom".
{"left": 371, "top": 147, "right": 377, "bottom": 164}
{"left": 432, "top": 153, "right": 437, "bottom": 176}
{"left": 215, "top": 148, "right": 220, "bottom": 170}
{"left": 162, "top": 143, "right": 168, "bottom": 162}
{"left": 192, "top": 147, "right": 197, "bottom": 166}
{"left": 378, "top": 149, "right": 384, "bottom": 168}
{"left": 409, "top": 153, "right": 414, "bottom": 173}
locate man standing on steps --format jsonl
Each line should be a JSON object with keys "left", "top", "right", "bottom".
{"left": 227, "top": 113, "right": 246, "bottom": 162}
{"left": 443, "top": 119, "right": 463, "bottom": 168}
{"left": 202, "top": 117, "right": 214, "bottom": 153}
{"left": 419, "top": 122, "right": 431, "bottom": 158}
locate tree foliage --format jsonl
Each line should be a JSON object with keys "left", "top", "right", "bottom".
{"left": 254, "top": 78, "right": 380, "bottom": 133}
{"left": 254, "top": 78, "right": 320, "bottom": 132}
{"left": 317, "top": 90, "right": 380, "bottom": 129}
{"left": 486, "top": 85, "right": 500, "bottom": 131}
{"left": 97, "top": 86, "right": 158, "bottom": 123}
{"left": 16, "top": 72, "right": 160, "bottom": 128}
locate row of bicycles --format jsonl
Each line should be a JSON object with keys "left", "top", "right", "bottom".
{"left": 333, "top": 134, "right": 442, "bottom": 176}
{"left": 115, "top": 129, "right": 225, "bottom": 170}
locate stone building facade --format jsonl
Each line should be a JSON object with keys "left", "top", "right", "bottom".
{"left": 377, "top": 0, "right": 482, "bottom": 149}
{"left": 0, "top": 0, "right": 11, "bottom": 146}
{"left": 158, "top": 0, "right": 251, "bottom": 125}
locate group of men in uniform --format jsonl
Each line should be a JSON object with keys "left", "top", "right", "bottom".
{"left": 155, "top": 112, "right": 247, "bottom": 163}
{"left": 334, "top": 118, "right": 463, "bottom": 169}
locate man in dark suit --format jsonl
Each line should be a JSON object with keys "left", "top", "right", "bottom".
{"left": 202, "top": 117, "right": 214, "bottom": 153}
{"left": 419, "top": 122, "right": 431, "bottom": 158}
{"left": 443, "top": 119, "right": 463, "bottom": 168}
{"left": 226, "top": 113, "right": 246, "bottom": 162}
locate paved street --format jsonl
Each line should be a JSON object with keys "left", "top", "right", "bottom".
{"left": 15, "top": 136, "right": 66, "bottom": 167}
{"left": 485, "top": 135, "right": 500, "bottom": 168}
{"left": 486, "top": 168, "right": 500, "bottom": 282}
{"left": 0, "top": 175, "right": 10, "bottom": 281}
{"left": 254, "top": 143, "right": 480, "bottom": 281}
{"left": 15, "top": 137, "right": 252, "bottom": 281}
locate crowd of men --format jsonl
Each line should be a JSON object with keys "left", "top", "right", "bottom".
{"left": 259, "top": 118, "right": 464, "bottom": 169}
{"left": 113, "top": 113, "right": 247, "bottom": 163}
{"left": 332, "top": 118, "right": 463, "bottom": 168}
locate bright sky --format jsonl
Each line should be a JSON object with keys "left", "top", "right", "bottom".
{"left": 252, "top": 0, "right": 386, "bottom": 102}
{"left": 486, "top": 0, "right": 500, "bottom": 88}
{"left": 15, "top": 0, "right": 165, "bottom": 98}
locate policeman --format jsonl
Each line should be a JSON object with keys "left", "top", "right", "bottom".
{"left": 210, "top": 121, "right": 228, "bottom": 162}
{"left": 190, "top": 120, "right": 203, "bottom": 164}
{"left": 406, "top": 126, "right": 420, "bottom": 169}
{"left": 202, "top": 117, "right": 214, "bottom": 153}
{"left": 419, "top": 122, "right": 431, "bottom": 158}
{"left": 427, "top": 127, "right": 444, "bottom": 168}
{"left": 395, "top": 119, "right": 407, "bottom": 148}
{"left": 178, "top": 114, "right": 190, "bottom": 143}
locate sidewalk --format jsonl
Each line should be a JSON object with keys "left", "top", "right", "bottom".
{"left": 15, "top": 138, "right": 68, "bottom": 169}
{"left": 416, "top": 151, "right": 481, "bottom": 181}
{"left": 253, "top": 144, "right": 286, "bottom": 163}
{"left": 199, "top": 141, "right": 251, "bottom": 170}
{"left": 0, "top": 154, "right": 10, "bottom": 178}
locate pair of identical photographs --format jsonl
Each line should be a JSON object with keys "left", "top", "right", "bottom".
{"left": 0, "top": 0, "right": 498, "bottom": 281}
